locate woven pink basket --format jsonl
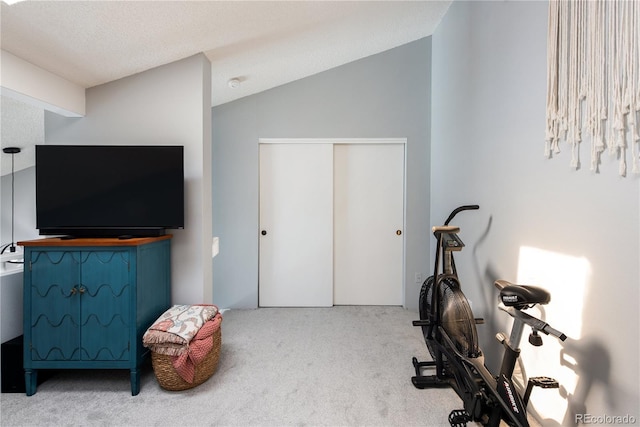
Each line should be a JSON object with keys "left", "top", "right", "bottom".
{"left": 151, "top": 326, "right": 221, "bottom": 391}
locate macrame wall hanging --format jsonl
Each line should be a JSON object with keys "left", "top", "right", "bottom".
{"left": 545, "top": 0, "right": 639, "bottom": 176}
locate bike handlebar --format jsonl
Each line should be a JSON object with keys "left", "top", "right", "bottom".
{"left": 499, "top": 303, "right": 567, "bottom": 342}
{"left": 542, "top": 323, "right": 567, "bottom": 341}
{"left": 444, "top": 205, "right": 480, "bottom": 225}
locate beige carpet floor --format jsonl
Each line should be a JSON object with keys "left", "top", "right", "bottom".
{"left": 1, "top": 306, "right": 462, "bottom": 426}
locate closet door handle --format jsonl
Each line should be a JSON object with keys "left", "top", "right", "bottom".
{"left": 261, "top": 230, "right": 267, "bottom": 236}
{"left": 396, "top": 230, "right": 402, "bottom": 235}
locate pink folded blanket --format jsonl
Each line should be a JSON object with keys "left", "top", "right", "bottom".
{"left": 173, "top": 314, "right": 222, "bottom": 383}
{"left": 143, "top": 304, "right": 218, "bottom": 355}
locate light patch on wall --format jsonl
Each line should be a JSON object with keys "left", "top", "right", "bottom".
{"left": 516, "top": 246, "right": 591, "bottom": 424}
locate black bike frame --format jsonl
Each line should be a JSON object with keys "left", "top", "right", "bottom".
{"left": 424, "top": 205, "right": 530, "bottom": 427}
{"left": 415, "top": 205, "right": 566, "bottom": 427}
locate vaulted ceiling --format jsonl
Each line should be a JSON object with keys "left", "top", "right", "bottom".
{"left": 1, "top": 0, "right": 451, "bottom": 173}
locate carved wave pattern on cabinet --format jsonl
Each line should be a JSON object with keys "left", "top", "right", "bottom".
{"left": 32, "top": 312, "right": 78, "bottom": 328}
{"left": 81, "top": 313, "right": 128, "bottom": 328}
{"left": 82, "top": 283, "right": 130, "bottom": 298}
{"left": 31, "top": 250, "right": 81, "bottom": 265}
{"left": 29, "top": 250, "right": 131, "bottom": 362}
{"left": 78, "top": 346, "right": 129, "bottom": 361}
{"left": 30, "top": 250, "right": 130, "bottom": 268}
{"left": 80, "top": 250, "right": 130, "bottom": 266}
{"left": 30, "top": 308, "right": 130, "bottom": 361}
{"left": 30, "top": 343, "right": 129, "bottom": 361}
{"left": 30, "top": 346, "right": 82, "bottom": 361}
{"left": 32, "top": 283, "right": 78, "bottom": 298}
{"left": 31, "top": 346, "right": 129, "bottom": 360}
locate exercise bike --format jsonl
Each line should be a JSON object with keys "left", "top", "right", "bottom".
{"left": 411, "top": 205, "right": 567, "bottom": 427}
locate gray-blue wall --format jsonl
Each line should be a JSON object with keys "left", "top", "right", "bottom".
{"left": 212, "top": 37, "right": 432, "bottom": 309}
{"left": 432, "top": 1, "right": 639, "bottom": 423}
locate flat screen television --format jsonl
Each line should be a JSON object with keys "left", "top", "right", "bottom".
{"left": 36, "top": 145, "right": 184, "bottom": 238}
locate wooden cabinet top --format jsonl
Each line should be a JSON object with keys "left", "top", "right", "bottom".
{"left": 18, "top": 235, "right": 172, "bottom": 247}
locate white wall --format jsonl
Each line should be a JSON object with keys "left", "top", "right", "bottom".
{"left": 0, "top": 270, "right": 23, "bottom": 342}
{"left": 432, "top": 1, "right": 639, "bottom": 425}
{"left": 45, "top": 54, "right": 213, "bottom": 305}
{"left": 1, "top": 165, "right": 38, "bottom": 342}
{"left": 1, "top": 166, "right": 38, "bottom": 246}
{"left": 0, "top": 50, "right": 85, "bottom": 117}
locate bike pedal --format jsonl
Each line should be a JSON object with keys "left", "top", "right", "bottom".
{"left": 411, "top": 374, "right": 451, "bottom": 389}
{"left": 412, "top": 319, "right": 431, "bottom": 327}
{"left": 529, "top": 376, "right": 559, "bottom": 388}
{"left": 411, "top": 376, "right": 429, "bottom": 389}
{"left": 412, "top": 357, "right": 436, "bottom": 369}
{"left": 448, "top": 409, "right": 471, "bottom": 427}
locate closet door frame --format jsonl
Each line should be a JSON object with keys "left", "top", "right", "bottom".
{"left": 258, "top": 138, "right": 407, "bottom": 307}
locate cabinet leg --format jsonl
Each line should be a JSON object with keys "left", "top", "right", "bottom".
{"left": 130, "top": 369, "right": 140, "bottom": 396}
{"left": 25, "top": 369, "right": 38, "bottom": 396}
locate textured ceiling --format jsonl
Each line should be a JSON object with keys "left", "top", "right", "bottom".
{"left": 1, "top": 0, "right": 450, "bottom": 105}
{"left": 1, "top": 0, "right": 451, "bottom": 173}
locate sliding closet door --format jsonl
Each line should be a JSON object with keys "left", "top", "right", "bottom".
{"left": 259, "top": 144, "right": 334, "bottom": 307}
{"left": 333, "top": 144, "right": 404, "bottom": 305}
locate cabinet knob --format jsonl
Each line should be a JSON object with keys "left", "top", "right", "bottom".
{"left": 78, "top": 286, "right": 86, "bottom": 294}
{"left": 261, "top": 230, "right": 267, "bottom": 236}
{"left": 70, "top": 287, "right": 77, "bottom": 296}
{"left": 396, "top": 230, "right": 402, "bottom": 235}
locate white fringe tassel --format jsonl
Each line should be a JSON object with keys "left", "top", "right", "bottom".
{"left": 546, "top": 0, "right": 640, "bottom": 176}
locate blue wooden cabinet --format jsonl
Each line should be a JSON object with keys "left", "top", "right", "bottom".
{"left": 19, "top": 236, "right": 172, "bottom": 396}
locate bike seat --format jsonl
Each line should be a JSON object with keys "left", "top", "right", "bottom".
{"left": 495, "top": 280, "right": 550, "bottom": 308}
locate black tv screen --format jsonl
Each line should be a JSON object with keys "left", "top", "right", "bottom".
{"left": 36, "top": 145, "right": 184, "bottom": 237}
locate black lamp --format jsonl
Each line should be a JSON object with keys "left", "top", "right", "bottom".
{"left": 2, "top": 147, "right": 21, "bottom": 255}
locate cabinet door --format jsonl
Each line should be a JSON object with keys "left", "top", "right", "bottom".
{"left": 80, "top": 250, "right": 131, "bottom": 361}
{"left": 29, "top": 251, "right": 81, "bottom": 361}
